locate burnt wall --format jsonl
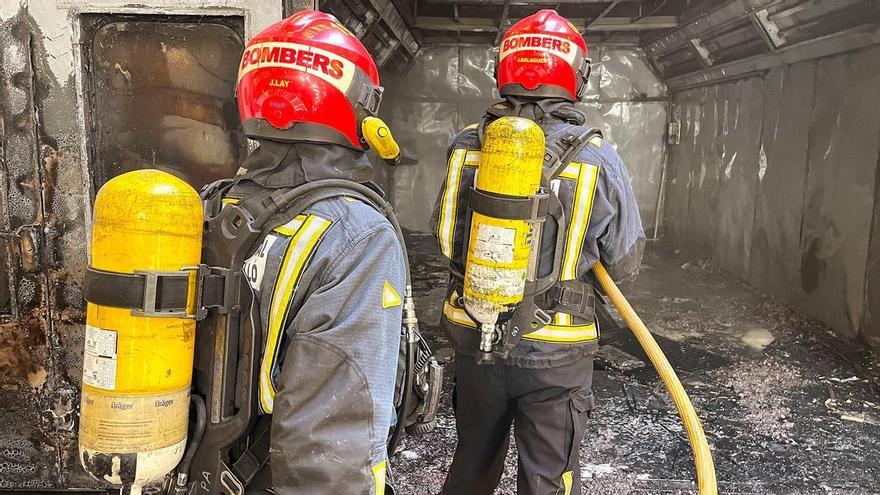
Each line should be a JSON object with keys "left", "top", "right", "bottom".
{"left": 0, "top": 1, "right": 281, "bottom": 489}
{"left": 663, "top": 44, "right": 880, "bottom": 349}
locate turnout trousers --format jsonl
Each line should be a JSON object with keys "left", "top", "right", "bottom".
{"left": 442, "top": 356, "right": 595, "bottom": 495}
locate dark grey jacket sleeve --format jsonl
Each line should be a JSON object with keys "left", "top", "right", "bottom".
{"left": 270, "top": 220, "right": 404, "bottom": 495}
{"left": 582, "top": 140, "right": 646, "bottom": 283}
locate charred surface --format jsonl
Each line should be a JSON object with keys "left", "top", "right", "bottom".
{"left": 396, "top": 233, "right": 880, "bottom": 494}
{"left": 0, "top": 6, "right": 83, "bottom": 489}
{"left": 81, "top": 451, "right": 137, "bottom": 486}
{"left": 80, "top": 14, "right": 247, "bottom": 192}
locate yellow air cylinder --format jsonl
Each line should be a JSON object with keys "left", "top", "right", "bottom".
{"left": 79, "top": 170, "right": 202, "bottom": 495}
{"left": 463, "top": 116, "right": 545, "bottom": 356}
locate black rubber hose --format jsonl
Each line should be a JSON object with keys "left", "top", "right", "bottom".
{"left": 388, "top": 337, "right": 416, "bottom": 457}
{"left": 177, "top": 394, "right": 207, "bottom": 486}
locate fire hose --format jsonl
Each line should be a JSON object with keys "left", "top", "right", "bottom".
{"left": 593, "top": 262, "right": 717, "bottom": 495}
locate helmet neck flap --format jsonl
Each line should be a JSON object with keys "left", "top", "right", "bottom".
{"left": 235, "top": 139, "right": 373, "bottom": 190}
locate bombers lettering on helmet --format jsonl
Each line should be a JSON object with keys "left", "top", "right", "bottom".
{"left": 501, "top": 35, "right": 571, "bottom": 55}
{"left": 238, "top": 41, "right": 355, "bottom": 97}
{"left": 236, "top": 11, "right": 382, "bottom": 150}
{"left": 498, "top": 34, "right": 579, "bottom": 68}
{"left": 496, "top": 10, "right": 591, "bottom": 101}
{"left": 240, "top": 43, "right": 346, "bottom": 81}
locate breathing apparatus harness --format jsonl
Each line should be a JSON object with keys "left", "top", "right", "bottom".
{"left": 459, "top": 102, "right": 603, "bottom": 363}
{"left": 87, "top": 174, "right": 441, "bottom": 495}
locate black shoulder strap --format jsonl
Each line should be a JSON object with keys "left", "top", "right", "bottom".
{"left": 544, "top": 126, "right": 603, "bottom": 182}
{"left": 226, "top": 180, "right": 384, "bottom": 236}
{"left": 201, "top": 177, "right": 237, "bottom": 219}
{"left": 200, "top": 177, "right": 235, "bottom": 200}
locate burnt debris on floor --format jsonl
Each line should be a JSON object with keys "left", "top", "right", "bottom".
{"left": 395, "top": 232, "right": 880, "bottom": 495}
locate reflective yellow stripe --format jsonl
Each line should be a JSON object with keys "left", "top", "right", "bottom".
{"left": 562, "top": 470, "right": 573, "bottom": 495}
{"left": 443, "top": 300, "right": 477, "bottom": 328}
{"left": 589, "top": 135, "right": 603, "bottom": 147}
{"left": 554, "top": 312, "right": 572, "bottom": 325}
{"left": 561, "top": 163, "right": 600, "bottom": 281}
{"left": 221, "top": 197, "right": 241, "bottom": 205}
{"left": 522, "top": 322, "right": 598, "bottom": 343}
{"left": 372, "top": 460, "right": 387, "bottom": 494}
{"left": 464, "top": 150, "right": 481, "bottom": 166}
{"left": 259, "top": 214, "right": 332, "bottom": 413}
{"left": 272, "top": 214, "right": 307, "bottom": 236}
{"left": 443, "top": 298, "right": 597, "bottom": 343}
{"left": 558, "top": 162, "right": 581, "bottom": 180}
{"left": 438, "top": 149, "right": 480, "bottom": 259}
{"left": 438, "top": 149, "right": 466, "bottom": 259}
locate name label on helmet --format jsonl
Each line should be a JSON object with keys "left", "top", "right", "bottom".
{"left": 499, "top": 34, "right": 578, "bottom": 66}
{"left": 238, "top": 41, "right": 355, "bottom": 92}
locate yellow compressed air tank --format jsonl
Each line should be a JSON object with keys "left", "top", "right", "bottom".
{"left": 79, "top": 170, "right": 202, "bottom": 495}
{"left": 463, "top": 116, "right": 545, "bottom": 356}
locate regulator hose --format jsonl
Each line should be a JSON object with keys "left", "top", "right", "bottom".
{"left": 593, "top": 262, "right": 717, "bottom": 495}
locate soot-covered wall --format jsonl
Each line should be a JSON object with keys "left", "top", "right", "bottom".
{"left": 0, "top": 2, "right": 279, "bottom": 489}
{"left": 664, "top": 45, "right": 880, "bottom": 349}
{"left": 381, "top": 45, "right": 668, "bottom": 233}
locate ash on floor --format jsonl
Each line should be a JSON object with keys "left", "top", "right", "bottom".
{"left": 394, "top": 233, "right": 880, "bottom": 495}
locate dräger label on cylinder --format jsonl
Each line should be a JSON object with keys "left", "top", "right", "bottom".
{"left": 83, "top": 326, "right": 117, "bottom": 390}
{"left": 473, "top": 224, "right": 516, "bottom": 264}
{"left": 79, "top": 387, "right": 189, "bottom": 453}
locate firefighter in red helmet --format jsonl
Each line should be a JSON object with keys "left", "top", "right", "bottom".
{"left": 201, "top": 11, "right": 405, "bottom": 494}
{"left": 433, "top": 10, "right": 645, "bottom": 495}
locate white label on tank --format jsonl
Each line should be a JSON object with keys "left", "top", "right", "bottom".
{"left": 83, "top": 325, "right": 117, "bottom": 390}
{"left": 474, "top": 224, "right": 516, "bottom": 264}
{"left": 243, "top": 234, "right": 278, "bottom": 291}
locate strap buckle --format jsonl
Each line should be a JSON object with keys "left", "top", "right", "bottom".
{"left": 546, "top": 282, "right": 596, "bottom": 320}
{"left": 558, "top": 286, "right": 587, "bottom": 308}
{"left": 527, "top": 190, "right": 550, "bottom": 224}
{"left": 188, "top": 264, "right": 240, "bottom": 320}
{"left": 544, "top": 148, "right": 562, "bottom": 169}
{"left": 361, "top": 85, "right": 384, "bottom": 115}
{"left": 131, "top": 268, "right": 198, "bottom": 319}
{"left": 218, "top": 460, "right": 245, "bottom": 495}
{"left": 129, "top": 265, "right": 239, "bottom": 320}
{"left": 559, "top": 132, "right": 579, "bottom": 147}
{"left": 534, "top": 308, "right": 553, "bottom": 326}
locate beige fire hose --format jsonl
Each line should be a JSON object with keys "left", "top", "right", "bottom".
{"left": 593, "top": 262, "right": 718, "bottom": 495}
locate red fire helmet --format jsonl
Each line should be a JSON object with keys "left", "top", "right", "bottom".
{"left": 236, "top": 11, "right": 382, "bottom": 149}
{"left": 496, "top": 10, "right": 591, "bottom": 101}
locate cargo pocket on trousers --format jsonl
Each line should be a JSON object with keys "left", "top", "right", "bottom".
{"left": 565, "top": 389, "right": 594, "bottom": 471}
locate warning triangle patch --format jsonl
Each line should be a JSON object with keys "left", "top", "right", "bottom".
{"left": 382, "top": 280, "right": 401, "bottom": 308}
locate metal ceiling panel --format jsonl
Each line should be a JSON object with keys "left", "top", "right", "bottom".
{"left": 414, "top": 15, "right": 678, "bottom": 32}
